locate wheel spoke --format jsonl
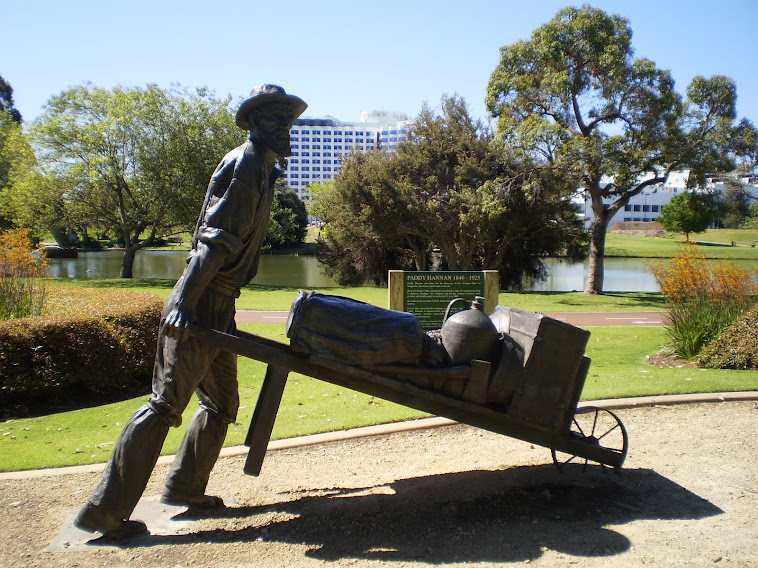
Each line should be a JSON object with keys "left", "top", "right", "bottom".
{"left": 552, "top": 406, "right": 629, "bottom": 473}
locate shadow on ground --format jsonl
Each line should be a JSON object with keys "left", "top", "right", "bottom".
{"left": 75, "top": 463, "right": 721, "bottom": 564}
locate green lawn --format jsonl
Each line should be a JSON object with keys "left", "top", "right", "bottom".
{"left": 2, "top": 323, "right": 756, "bottom": 472}
{"left": 606, "top": 230, "right": 758, "bottom": 259}
{"left": 48, "top": 278, "right": 668, "bottom": 312}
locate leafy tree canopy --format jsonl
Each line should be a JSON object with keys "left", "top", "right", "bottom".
{"left": 14, "top": 83, "right": 242, "bottom": 276}
{"left": 0, "top": 112, "right": 34, "bottom": 230}
{"left": 264, "top": 182, "right": 309, "bottom": 250}
{"left": 657, "top": 192, "right": 715, "bottom": 242}
{"left": 0, "top": 75, "right": 22, "bottom": 124}
{"left": 486, "top": 5, "right": 757, "bottom": 294}
{"left": 313, "top": 95, "right": 586, "bottom": 288}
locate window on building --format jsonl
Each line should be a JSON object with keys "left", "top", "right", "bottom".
{"left": 643, "top": 205, "right": 650, "bottom": 212}
{"left": 624, "top": 205, "right": 632, "bottom": 211}
{"left": 652, "top": 205, "right": 660, "bottom": 212}
{"left": 633, "top": 205, "right": 641, "bottom": 212}
{"left": 324, "top": 145, "right": 332, "bottom": 150}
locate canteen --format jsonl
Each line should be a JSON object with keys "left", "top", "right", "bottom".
{"left": 441, "top": 296, "right": 500, "bottom": 365}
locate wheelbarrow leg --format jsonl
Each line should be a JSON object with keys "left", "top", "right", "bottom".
{"left": 244, "top": 364, "right": 289, "bottom": 476}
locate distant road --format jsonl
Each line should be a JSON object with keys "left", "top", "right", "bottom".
{"left": 235, "top": 310, "right": 666, "bottom": 327}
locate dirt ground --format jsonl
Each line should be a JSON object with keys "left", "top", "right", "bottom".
{"left": 1, "top": 400, "right": 757, "bottom": 568}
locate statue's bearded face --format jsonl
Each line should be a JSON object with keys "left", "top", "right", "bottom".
{"left": 252, "top": 103, "right": 295, "bottom": 157}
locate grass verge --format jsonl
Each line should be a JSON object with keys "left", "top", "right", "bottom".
{"left": 48, "top": 279, "right": 668, "bottom": 312}
{"left": 2, "top": 324, "right": 756, "bottom": 472}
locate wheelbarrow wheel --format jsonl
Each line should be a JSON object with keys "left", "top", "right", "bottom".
{"left": 551, "top": 406, "right": 628, "bottom": 473}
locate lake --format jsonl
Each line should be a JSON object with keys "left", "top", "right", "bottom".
{"left": 44, "top": 250, "right": 668, "bottom": 292}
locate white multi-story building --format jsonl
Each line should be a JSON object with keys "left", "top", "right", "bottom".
{"left": 284, "top": 110, "right": 410, "bottom": 200}
{"left": 576, "top": 171, "right": 758, "bottom": 228}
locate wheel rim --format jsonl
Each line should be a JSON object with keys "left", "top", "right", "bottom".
{"left": 552, "top": 406, "right": 629, "bottom": 473}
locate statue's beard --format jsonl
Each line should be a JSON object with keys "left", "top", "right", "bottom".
{"left": 267, "top": 137, "right": 292, "bottom": 157}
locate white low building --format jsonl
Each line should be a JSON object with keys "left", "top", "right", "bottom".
{"left": 576, "top": 171, "right": 758, "bottom": 228}
{"left": 284, "top": 111, "right": 410, "bottom": 200}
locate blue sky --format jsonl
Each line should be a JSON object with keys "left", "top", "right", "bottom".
{"left": 5, "top": 0, "right": 757, "bottom": 127}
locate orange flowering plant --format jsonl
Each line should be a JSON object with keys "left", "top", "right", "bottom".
{"left": 0, "top": 229, "right": 47, "bottom": 320}
{"left": 648, "top": 244, "right": 758, "bottom": 359}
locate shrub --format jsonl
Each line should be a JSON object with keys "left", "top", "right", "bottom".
{"left": 0, "top": 287, "right": 162, "bottom": 415}
{"left": 698, "top": 306, "right": 758, "bottom": 369}
{"left": 0, "top": 229, "right": 47, "bottom": 320}
{"left": 648, "top": 244, "right": 758, "bottom": 359}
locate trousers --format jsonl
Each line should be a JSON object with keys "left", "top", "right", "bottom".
{"left": 85, "top": 287, "right": 239, "bottom": 523}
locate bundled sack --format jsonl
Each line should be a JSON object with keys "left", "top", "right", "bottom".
{"left": 287, "top": 291, "right": 447, "bottom": 366}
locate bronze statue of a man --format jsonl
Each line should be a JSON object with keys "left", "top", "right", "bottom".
{"left": 75, "top": 85, "right": 307, "bottom": 540}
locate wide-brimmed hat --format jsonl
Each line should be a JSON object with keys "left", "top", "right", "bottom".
{"left": 235, "top": 84, "right": 308, "bottom": 130}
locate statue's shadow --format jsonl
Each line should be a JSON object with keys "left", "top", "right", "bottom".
{"left": 128, "top": 463, "right": 721, "bottom": 563}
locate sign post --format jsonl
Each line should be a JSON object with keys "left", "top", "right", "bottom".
{"left": 388, "top": 270, "right": 499, "bottom": 330}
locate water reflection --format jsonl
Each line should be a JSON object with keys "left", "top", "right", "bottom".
{"left": 44, "top": 249, "right": 340, "bottom": 288}
{"left": 59, "top": 249, "right": 754, "bottom": 291}
{"left": 534, "top": 257, "right": 661, "bottom": 292}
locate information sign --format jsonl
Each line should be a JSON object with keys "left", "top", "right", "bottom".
{"left": 403, "top": 271, "right": 486, "bottom": 329}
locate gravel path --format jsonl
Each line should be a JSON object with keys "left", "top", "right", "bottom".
{"left": 1, "top": 400, "right": 757, "bottom": 568}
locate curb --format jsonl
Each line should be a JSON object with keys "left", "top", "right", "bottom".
{"left": 2, "top": 391, "right": 756, "bottom": 481}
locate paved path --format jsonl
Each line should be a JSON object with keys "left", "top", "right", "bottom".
{"left": 235, "top": 310, "right": 666, "bottom": 327}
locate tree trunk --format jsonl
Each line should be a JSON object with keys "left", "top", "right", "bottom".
{"left": 119, "top": 245, "right": 139, "bottom": 278}
{"left": 584, "top": 218, "right": 608, "bottom": 295}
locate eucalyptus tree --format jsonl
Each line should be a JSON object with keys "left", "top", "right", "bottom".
{"left": 29, "top": 83, "right": 241, "bottom": 277}
{"left": 487, "top": 5, "right": 757, "bottom": 294}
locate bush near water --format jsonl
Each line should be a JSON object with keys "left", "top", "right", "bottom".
{"left": 0, "top": 287, "right": 162, "bottom": 414}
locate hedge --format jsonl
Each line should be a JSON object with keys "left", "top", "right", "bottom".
{"left": 698, "top": 305, "right": 758, "bottom": 370}
{"left": 0, "top": 287, "right": 163, "bottom": 414}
